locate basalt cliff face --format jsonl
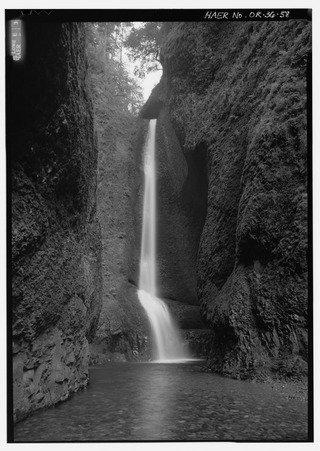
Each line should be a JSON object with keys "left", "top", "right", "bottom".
{"left": 142, "top": 20, "right": 311, "bottom": 379}
{"left": 10, "top": 23, "right": 102, "bottom": 422}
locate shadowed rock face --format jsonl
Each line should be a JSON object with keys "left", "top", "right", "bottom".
{"left": 10, "top": 23, "right": 102, "bottom": 422}
{"left": 143, "top": 20, "right": 311, "bottom": 379}
{"left": 155, "top": 108, "right": 208, "bottom": 304}
{"left": 139, "top": 106, "right": 208, "bottom": 305}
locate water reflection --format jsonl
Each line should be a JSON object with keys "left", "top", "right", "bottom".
{"left": 14, "top": 361, "right": 308, "bottom": 442}
{"left": 136, "top": 364, "right": 173, "bottom": 439}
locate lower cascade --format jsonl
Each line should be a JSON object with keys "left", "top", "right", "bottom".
{"left": 138, "top": 119, "right": 189, "bottom": 362}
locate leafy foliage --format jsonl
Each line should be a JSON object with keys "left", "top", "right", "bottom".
{"left": 124, "top": 22, "right": 164, "bottom": 78}
{"left": 86, "top": 22, "right": 144, "bottom": 142}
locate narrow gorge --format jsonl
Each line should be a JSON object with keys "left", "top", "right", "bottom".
{"left": 9, "top": 14, "right": 311, "bottom": 440}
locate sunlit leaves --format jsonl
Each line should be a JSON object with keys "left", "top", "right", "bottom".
{"left": 124, "top": 22, "right": 163, "bottom": 78}
{"left": 85, "top": 22, "right": 144, "bottom": 122}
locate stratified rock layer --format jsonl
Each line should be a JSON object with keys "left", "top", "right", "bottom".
{"left": 10, "top": 23, "right": 102, "bottom": 422}
{"left": 147, "top": 20, "right": 310, "bottom": 379}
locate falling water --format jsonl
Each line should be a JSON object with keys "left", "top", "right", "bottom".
{"left": 138, "top": 119, "right": 189, "bottom": 362}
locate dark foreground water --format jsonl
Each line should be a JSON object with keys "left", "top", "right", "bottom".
{"left": 14, "top": 361, "right": 308, "bottom": 442}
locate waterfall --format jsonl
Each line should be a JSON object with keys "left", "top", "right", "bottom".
{"left": 138, "top": 119, "right": 189, "bottom": 362}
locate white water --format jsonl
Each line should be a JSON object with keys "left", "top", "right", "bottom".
{"left": 138, "top": 119, "right": 190, "bottom": 362}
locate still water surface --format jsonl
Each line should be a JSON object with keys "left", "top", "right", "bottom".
{"left": 14, "top": 361, "right": 308, "bottom": 442}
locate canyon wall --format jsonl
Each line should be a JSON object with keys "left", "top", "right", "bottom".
{"left": 141, "top": 83, "right": 212, "bottom": 351}
{"left": 141, "top": 85, "right": 208, "bottom": 307}
{"left": 10, "top": 23, "right": 102, "bottom": 422}
{"left": 156, "top": 108, "right": 208, "bottom": 305}
{"left": 9, "top": 18, "right": 311, "bottom": 427}
{"left": 89, "top": 121, "right": 151, "bottom": 363}
{"left": 144, "top": 20, "right": 311, "bottom": 379}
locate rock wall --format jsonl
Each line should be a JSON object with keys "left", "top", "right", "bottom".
{"left": 91, "top": 98, "right": 208, "bottom": 360}
{"left": 10, "top": 23, "right": 102, "bottom": 422}
{"left": 156, "top": 108, "right": 208, "bottom": 304}
{"left": 140, "top": 89, "right": 209, "bottom": 344}
{"left": 141, "top": 104, "right": 208, "bottom": 306}
{"left": 147, "top": 20, "right": 311, "bottom": 379}
{"left": 90, "top": 121, "right": 151, "bottom": 363}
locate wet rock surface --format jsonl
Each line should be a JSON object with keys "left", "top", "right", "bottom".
{"left": 13, "top": 362, "right": 309, "bottom": 442}
{"left": 164, "top": 299, "right": 204, "bottom": 330}
{"left": 183, "top": 329, "right": 214, "bottom": 359}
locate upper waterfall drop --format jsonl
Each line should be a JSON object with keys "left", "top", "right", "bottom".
{"left": 138, "top": 119, "right": 190, "bottom": 362}
{"left": 139, "top": 119, "right": 157, "bottom": 297}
